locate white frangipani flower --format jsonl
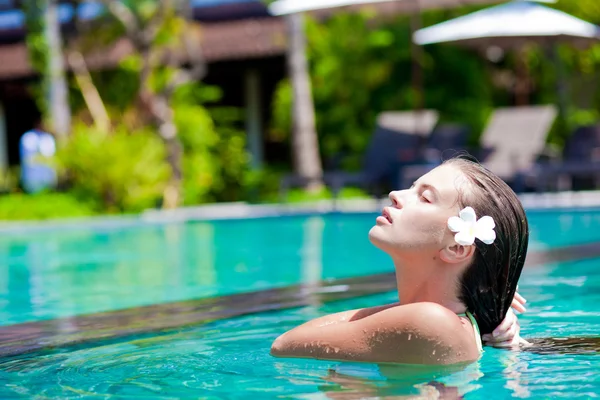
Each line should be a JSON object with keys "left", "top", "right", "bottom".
{"left": 447, "top": 207, "right": 496, "bottom": 246}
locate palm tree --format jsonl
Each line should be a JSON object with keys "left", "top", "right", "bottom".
{"left": 286, "top": 12, "right": 324, "bottom": 191}
{"left": 24, "top": 0, "right": 71, "bottom": 137}
{"left": 46, "top": 0, "right": 71, "bottom": 136}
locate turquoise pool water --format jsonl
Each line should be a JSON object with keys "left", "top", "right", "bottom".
{"left": 0, "top": 210, "right": 599, "bottom": 398}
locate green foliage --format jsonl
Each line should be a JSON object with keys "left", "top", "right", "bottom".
{"left": 240, "top": 167, "right": 285, "bottom": 203}
{"left": 532, "top": 1, "right": 600, "bottom": 144}
{"left": 172, "top": 83, "right": 250, "bottom": 204}
{"left": 66, "top": 65, "right": 250, "bottom": 211}
{"left": 0, "top": 193, "right": 96, "bottom": 221}
{"left": 271, "top": 1, "right": 600, "bottom": 166}
{"left": 54, "top": 123, "right": 171, "bottom": 213}
{"left": 271, "top": 10, "right": 493, "bottom": 170}
{"left": 72, "top": 1, "right": 251, "bottom": 206}
{"left": 0, "top": 167, "right": 20, "bottom": 195}
{"left": 95, "top": 58, "right": 141, "bottom": 113}
{"left": 236, "top": 165, "right": 370, "bottom": 204}
{"left": 270, "top": 80, "right": 293, "bottom": 143}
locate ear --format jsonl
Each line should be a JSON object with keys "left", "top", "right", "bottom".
{"left": 439, "top": 243, "right": 476, "bottom": 264}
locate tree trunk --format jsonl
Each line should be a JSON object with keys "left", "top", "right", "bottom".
{"left": 286, "top": 13, "right": 323, "bottom": 191}
{"left": 45, "top": 0, "right": 71, "bottom": 136}
{"left": 68, "top": 51, "right": 110, "bottom": 132}
{"left": 143, "top": 92, "right": 183, "bottom": 209}
{"left": 410, "top": 2, "right": 424, "bottom": 113}
{"left": 163, "top": 135, "right": 184, "bottom": 209}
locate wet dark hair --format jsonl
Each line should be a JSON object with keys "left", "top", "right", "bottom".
{"left": 444, "top": 156, "right": 529, "bottom": 335}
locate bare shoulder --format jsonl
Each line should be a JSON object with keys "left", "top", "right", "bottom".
{"left": 368, "top": 302, "right": 480, "bottom": 364}
{"left": 392, "top": 302, "right": 465, "bottom": 330}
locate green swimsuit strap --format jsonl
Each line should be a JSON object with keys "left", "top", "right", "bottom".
{"left": 457, "top": 311, "right": 483, "bottom": 353}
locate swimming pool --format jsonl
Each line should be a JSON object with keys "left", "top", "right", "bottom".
{"left": 0, "top": 210, "right": 599, "bottom": 398}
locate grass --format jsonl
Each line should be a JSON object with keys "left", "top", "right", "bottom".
{"left": 0, "top": 192, "right": 97, "bottom": 221}
{"left": 283, "top": 187, "right": 370, "bottom": 203}
{"left": 0, "top": 186, "right": 372, "bottom": 222}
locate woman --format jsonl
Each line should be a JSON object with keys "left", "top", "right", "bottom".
{"left": 271, "top": 157, "right": 529, "bottom": 365}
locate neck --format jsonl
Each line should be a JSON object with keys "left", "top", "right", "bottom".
{"left": 392, "top": 255, "right": 466, "bottom": 314}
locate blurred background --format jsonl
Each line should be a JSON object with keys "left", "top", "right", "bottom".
{"left": 1, "top": 0, "right": 600, "bottom": 221}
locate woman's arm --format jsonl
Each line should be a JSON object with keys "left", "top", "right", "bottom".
{"left": 271, "top": 302, "right": 478, "bottom": 365}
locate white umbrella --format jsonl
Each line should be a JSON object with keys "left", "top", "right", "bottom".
{"left": 413, "top": 0, "right": 600, "bottom": 107}
{"left": 414, "top": 0, "right": 600, "bottom": 48}
{"left": 269, "top": 0, "right": 397, "bottom": 16}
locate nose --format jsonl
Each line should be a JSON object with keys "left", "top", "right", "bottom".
{"left": 389, "top": 190, "right": 403, "bottom": 208}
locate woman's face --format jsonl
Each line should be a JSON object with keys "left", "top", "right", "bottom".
{"left": 369, "top": 164, "right": 469, "bottom": 255}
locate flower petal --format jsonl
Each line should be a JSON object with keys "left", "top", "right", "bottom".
{"left": 447, "top": 216, "right": 465, "bottom": 233}
{"left": 459, "top": 207, "right": 477, "bottom": 224}
{"left": 455, "top": 230, "right": 475, "bottom": 246}
{"left": 476, "top": 228, "right": 496, "bottom": 245}
{"left": 476, "top": 216, "right": 495, "bottom": 231}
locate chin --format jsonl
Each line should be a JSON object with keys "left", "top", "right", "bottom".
{"left": 368, "top": 226, "right": 386, "bottom": 249}
{"left": 369, "top": 226, "right": 409, "bottom": 256}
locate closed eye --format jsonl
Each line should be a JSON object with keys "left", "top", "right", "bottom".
{"left": 413, "top": 182, "right": 433, "bottom": 203}
{"left": 420, "top": 189, "right": 433, "bottom": 203}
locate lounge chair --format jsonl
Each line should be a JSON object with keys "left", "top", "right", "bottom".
{"left": 278, "top": 110, "right": 439, "bottom": 201}
{"left": 479, "top": 105, "right": 557, "bottom": 187}
{"left": 532, "top": 124, "right": 600, "bottom": 192}
{"left": 325, "top": 110, "right": 439, "bottom": 197}
{"left": 426, "top": 123, "right": 470, "bottom": 160}
{"left": 399, "top": 106, "right": 558, "bottom": 192}
{"left": 397, "top": 123, "right": 471, "bottom": 189}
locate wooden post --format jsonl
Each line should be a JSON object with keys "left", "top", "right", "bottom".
{"left": 0, "top": 102, "right": 7, "bottom": 171}
{"left": 515, "top": 46, "right": 529, "bottom": 106}
{"left": 244, "top": 68, "right": 264, "bottom": 170}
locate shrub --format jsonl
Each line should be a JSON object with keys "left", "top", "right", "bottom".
{"left": 54, "top": 123, "right": 171, "bottom": 213}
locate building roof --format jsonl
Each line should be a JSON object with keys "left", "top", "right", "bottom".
{"left": 0, "top": 0, "right": 280, "bottom": 79}
{"left": 0, "top": 16, "right": 287, "bottom": 79}
{"left": 0, "top": 0, "right": 268, "bottom": 42}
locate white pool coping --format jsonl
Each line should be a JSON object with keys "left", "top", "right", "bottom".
{"left": 2, "top": 190, "right": 600, "bottom": 233}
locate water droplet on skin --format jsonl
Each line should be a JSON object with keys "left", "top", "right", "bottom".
{"left": 432, "top": 350, "right": 436, "bottom": 355}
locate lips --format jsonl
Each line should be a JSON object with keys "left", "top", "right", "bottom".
{"left": 382, "top": 207, "right": 393, "bottom": 223}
